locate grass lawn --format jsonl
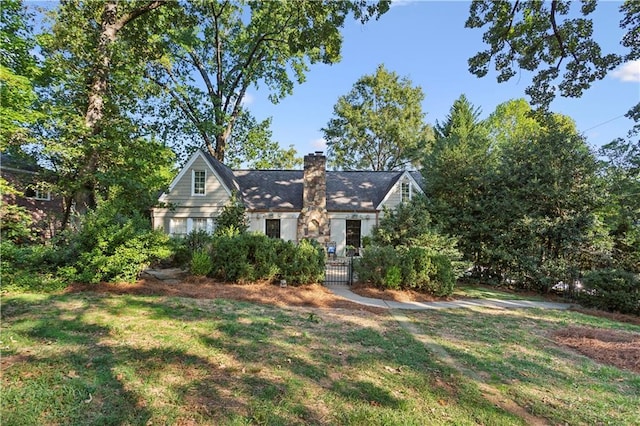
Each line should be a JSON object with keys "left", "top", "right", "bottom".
{"left": 2, "top": 291, "right": 639, "bottom": 425}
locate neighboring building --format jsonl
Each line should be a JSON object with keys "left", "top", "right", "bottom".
{"left": 152, "top": 149, "right": 423, "bottom": 256}
{"left": 1, "top": 154, "right": 64, "bottom": 240}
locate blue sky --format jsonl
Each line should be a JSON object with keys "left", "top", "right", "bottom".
{"left": 245, "top": 1, "right": 640, "bottom": 157}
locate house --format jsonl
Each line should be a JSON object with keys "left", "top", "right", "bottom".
{"left": 152, "top": 149, "right": 423, "bottom": 256}
{"left": 0, "top": 154, "right": 64, "bottom": 240}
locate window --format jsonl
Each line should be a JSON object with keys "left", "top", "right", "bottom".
{"left": 170, "top": 218, "right": 187, "bottom": 236}
{"left": 193, "top": 170, "right": 206, "bottom": 195}
{"left": 401, "top": 181, "right": 411, "bottom": 203}
{"left": 265, "top": 219, "right": 281, "bottom": 239}
{"left": 25, "top": 187, "right": 51, "bottom": 201}
{"left": 192, "top": 218, "right": 214, "bottom": 234}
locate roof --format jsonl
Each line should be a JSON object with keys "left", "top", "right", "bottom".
{"left": 200, "top": 149, "right": 425, "bottom": 212}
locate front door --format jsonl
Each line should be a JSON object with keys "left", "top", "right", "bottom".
{"left": 346, "top": 220, "right": 361, "bottom": 249}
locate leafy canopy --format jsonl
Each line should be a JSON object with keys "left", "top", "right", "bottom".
{"left": 143, "top": 0, "right": 390, "bottom": 163}
{"left": 466, "top": 0, "right": 639, "bottom": 121}
{"left": 322, "top": 64, "right": 433, "bottom": 171}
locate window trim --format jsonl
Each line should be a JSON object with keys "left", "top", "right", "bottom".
{"left": 26, "top": 187, "right": 51, "bottom": 201}
{"left": 192, "top": 170, "right": 206, "bottom": 196}
{"left": 401, "top": 181, "right": 412, "bottom": 203}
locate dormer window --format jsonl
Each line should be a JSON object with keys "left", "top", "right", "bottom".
{"left": 192, "top": 170, "right": 206, "bottom": 195}
{"left": 401, "top": 181, "right": 411, "bottom": 203}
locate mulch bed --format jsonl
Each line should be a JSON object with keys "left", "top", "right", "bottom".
{"left": 65, "top": 275, "right": 385, "bottom": 314}
{"left": 552, "top": 326, "right": 640, "bottom": 374}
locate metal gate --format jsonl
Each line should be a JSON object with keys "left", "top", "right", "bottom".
{"left": 324, "top": 257, "right": 353, "bottom": 285}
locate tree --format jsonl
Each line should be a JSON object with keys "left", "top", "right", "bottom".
{"left": 322, "top": 64, "right": 433, "bottom": 171}
{"left": 597, "top": 137, "right": 640, "bottom": 272}
{"left": 466, "top": 0, "right": 639, "bottom": 120}
{"left": 0, "top": 0, "right": 39, "bottom": 149}
{"left": 423, "top": 95, "right": 495, "bottom": 266}
{"left": 484, "top": 98, "right": 542, "bottom": 151}
{"left": 224, "top": 114, "right": 302, "bottom": 170}
{"left": 36, "top": 0, "right": 172, "bottom": 226}
{"left": 144, "top": 1, "right": 390, "bottom": 162}
{"left": 491, "top": 115, "right": 601, "bottom": 291}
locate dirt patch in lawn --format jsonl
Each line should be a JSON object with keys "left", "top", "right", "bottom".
{"left": 65, "top": 274, "right": 385, "bottom": 314}
{"left": 552, "top": 326, "right": 640, "bottom": 374}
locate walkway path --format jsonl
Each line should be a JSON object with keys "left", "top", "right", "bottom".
{"left": 325, "top": 284, "right": 572, "bottom": 310}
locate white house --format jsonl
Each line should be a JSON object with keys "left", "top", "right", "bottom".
{"left": 152, "top": 149, "right": 423, "bottom": 256}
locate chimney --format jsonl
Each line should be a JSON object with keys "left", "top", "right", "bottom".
{"left": 303, "top": 152, "right": 326, "bottom": 210}
{"left": 297, "top": 152, "right": 329, "bottom": 243}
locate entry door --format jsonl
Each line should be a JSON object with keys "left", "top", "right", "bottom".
{"left": 346, "top": 220, "right": 361, "bottom": 248}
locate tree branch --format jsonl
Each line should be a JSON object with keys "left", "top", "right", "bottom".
{"left": 146, "top": 69, "right": 214, "bottom": 149}
{"left": 115, "top": 1, "right": 166, "bottom": 31}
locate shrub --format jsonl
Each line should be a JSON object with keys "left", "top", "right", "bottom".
{"left": 209, "top": 233, "right": 323, "bottom": 285}
{"left": 190, "top": 249, "right": 212, "bottom": 276}
{"left": 577, "top": 269, "right": 639, "bottom": 315}
{"left": 353, "top": 246, "right": 400, "bottom": 288}
{"left": 384, "top": 266, "right": 402, "bottom": 289}
{"left": 0, "top": 203, "right": 35, "bottom": 244}
{"left": 428, "top": 254, "right": 456, "bottom": 296}
{"left": 355, "top": 245, "right": 457, "bottom": 296}
{"left": 0, "top": 241, "right": 68, "bottom": 293}
{"left": 60, "top": 199, "right": 172, "bottom": 283}
{"left": 185, "top": 229, "right": 213, "bottom": 252}
{"left": 279, "top": 239, "right": 324, "bottom": 285}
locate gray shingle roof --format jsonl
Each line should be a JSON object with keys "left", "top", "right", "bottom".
{"left": 201, "top": 149, "right": 424, "bottom": 212}
{"left": 234, "top": 170, "right": 303, "bottom": 211}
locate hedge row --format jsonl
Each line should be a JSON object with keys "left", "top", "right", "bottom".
{"left": 353, "top": 246, "right": 457, "bottom": 296}
{"left": 182, "top": 232, "right": 325, "bottom": 285}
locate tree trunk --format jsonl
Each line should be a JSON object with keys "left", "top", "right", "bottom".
{"left": 66, "top": 1, "right": 165, "bottom": 222}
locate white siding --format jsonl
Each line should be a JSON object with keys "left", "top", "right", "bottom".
{"left": 162, "top": 156, "right": 230, "bottom": 207}
{"left": 327, "top": 212, "right": 376, "bottom": 256}
{"left": 246, "top": 212, "right": 299, "bottom": 242}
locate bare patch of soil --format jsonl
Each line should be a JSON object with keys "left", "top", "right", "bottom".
{"left": 552, "top": 326, "right": 640, "bottom": 374}
{"left": 65, "top": 274, "right": 385, "bottom": 314}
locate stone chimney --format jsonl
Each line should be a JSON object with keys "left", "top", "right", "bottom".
{"left": 297, "top": 151, "right": 329, "bottom": 243}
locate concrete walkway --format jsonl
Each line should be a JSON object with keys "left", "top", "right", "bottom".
{"left": 326, "top": 284, "right": 572, "bottom": 310}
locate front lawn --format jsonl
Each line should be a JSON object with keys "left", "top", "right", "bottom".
{"left": 2, "top": 292, "right": 638, "bottom": 425}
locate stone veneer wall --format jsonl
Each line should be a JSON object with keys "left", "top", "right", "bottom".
{"left": 296, "top": 152, "right": 329, "bottom": 244}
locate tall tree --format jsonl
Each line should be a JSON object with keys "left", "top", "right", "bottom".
{"left": 224, "top": 114, "right": 302, "bottom": 169}
{"left": 0, "top": 0, "right": 38, "bottom": 149}
{"left": 423, "top": 95, "right": 494, "bottom": 265}
{"left": 491, "top": 115, "right": 600, "bottom": 291}
{"left": 322, "top": 64, "right": 433, "bottom": 171}
{"left": 598, "top": 136, "right": 640, "bottom": 272}
{"left": 144, "top": 0, "right": 390, "bottom": 163}
{"left": 466, "top": 0, "right": 639, "bottom": 121}
{"left": 37, "top": 0, "right": 170, "bottom": 227}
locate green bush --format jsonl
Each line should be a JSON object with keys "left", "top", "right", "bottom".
{"left": 428, "top": 254, "right": 456, "bottom": 296}
{"left": 0, "top": 203, "right": 35, "bottom": 244}
{"left": 209, "top": 233, "right": 323, "bottom": 285}
{"left": 0, "top": 241, "right": 68, "bottom": 293}
{"left": 190, "top": 249, "right": 212, "bottom": 276}
{"left": 577, "top": 269, "right": 639, "bottom": 315}
{"left": 355, "top": 245, "right": 457, "bottom": 296}
{"left": 384, "top": 266, "right": 402, "bottom": 289}
{"left": 353, "top": 246, "right": 400, "bottom": 288}
{"left": 185, "top": 229, "right": 213, "bottom": 253}
{"left": 279, "top": 239, "right": 324, "bottom": 285}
